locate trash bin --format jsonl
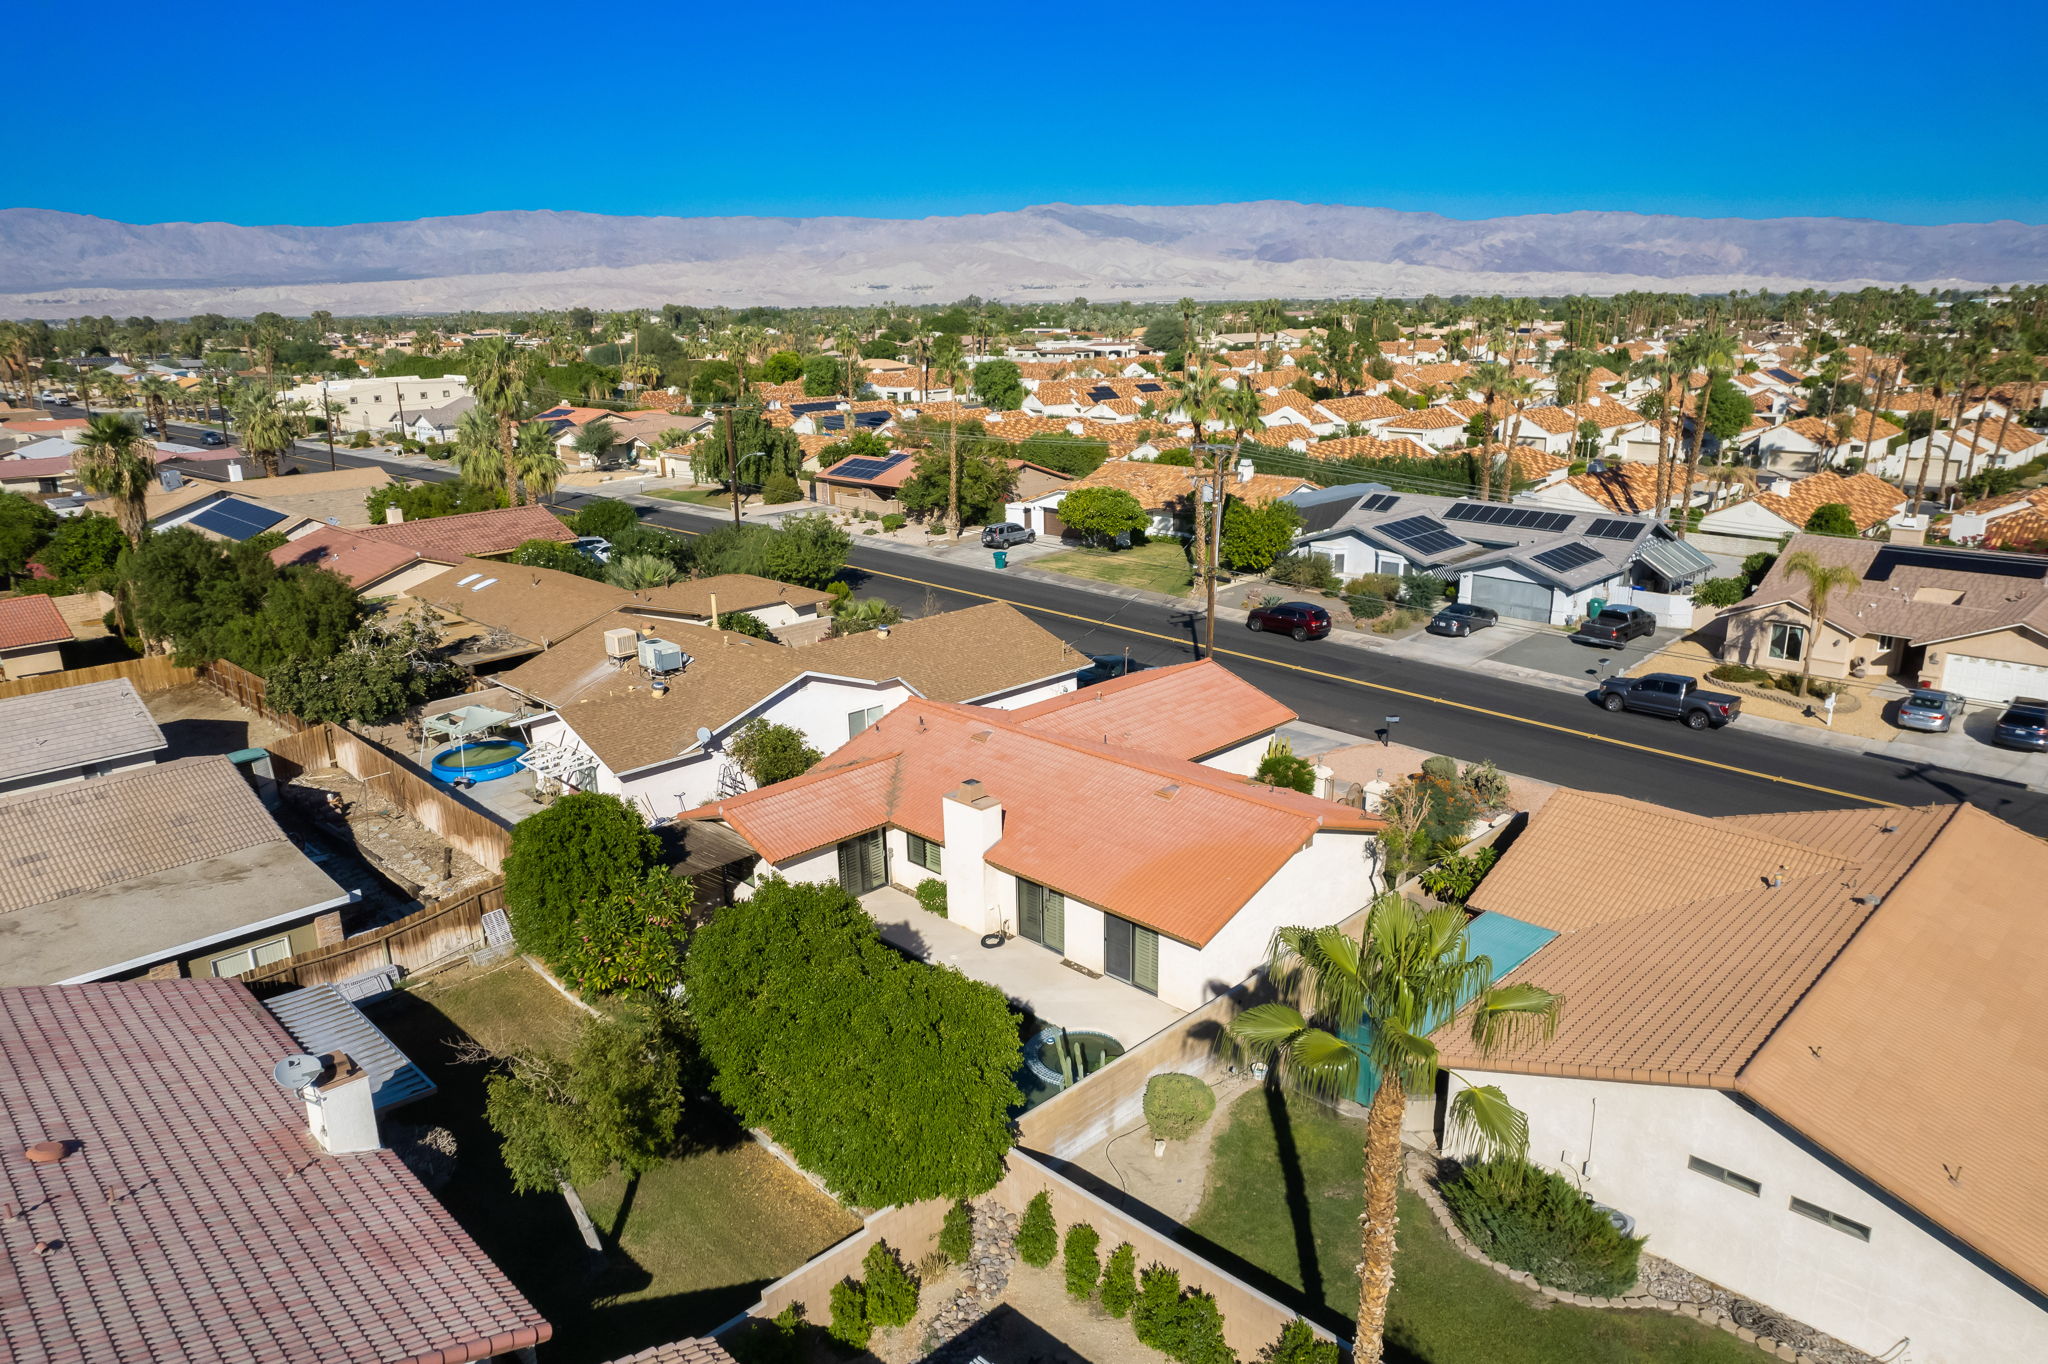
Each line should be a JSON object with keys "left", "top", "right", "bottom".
{"left": 993, "top": 550, "right": 1009, "bottom": 569}
{"left": 1586, "top": 597, "right": 1606, "bottom": 618}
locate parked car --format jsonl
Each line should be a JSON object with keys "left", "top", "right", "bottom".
{"left": 141, "top": 419, "right": 159, "bottom": 434}
{"left": 570, "top": 535, "right": 612, "bottom": 564}
{"left": 1078, "top": 654, "right": 1150, "bottom": 687}
{"left": 1247, "top": 601, "right": 1332, "bottom": 641}
{"left": 1572, "top": 605, "right": 1657, "bottom": 649}
{"left": 1598, "top": 672, "right": 1742, "bottom": 730}
{"left": 198, "top": 431, "right": 227, "bottom": 447}
{"left": 1426, "top": 602, "right": 1500, "bottom": 637}
{"left": 1894, "top": 688, "right": 1963, "bottom": 733}
{"left": 981, "top": 521, "right": 1035, "bottom": 549}
{"left": 1992, "top": 697, "right": 2048, "bottom": 752}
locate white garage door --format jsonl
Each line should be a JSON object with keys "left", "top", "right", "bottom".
{"left": 1942, "top": 654, "right": 2048, "bottom": 704}
{"left": 1466, "top": 574, "right": 1552, "bottom": 623}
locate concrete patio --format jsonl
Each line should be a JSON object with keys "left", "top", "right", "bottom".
{"left": 862, "top": 886, "right": 1184, "bottom": 1045}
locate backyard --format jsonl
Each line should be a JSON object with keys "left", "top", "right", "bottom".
{"left": 367, "top": 959, "right": 859, "bottom": 1364}
{"left": 1033, "top": 537, "right": 1194, "bottom": 595}
{"left": 1183, "top": 1089, "right": 1764, "bottom": 1364}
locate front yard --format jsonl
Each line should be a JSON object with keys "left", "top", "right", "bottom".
{"left": 1033, "top": 537, "right": 1194, "bottom": 595}
{"left": 369, "top": 959, "right": 859, "bottom": 1363}
{"left": 1184, "top": 1089, "right": 1763, "bottom": 1364}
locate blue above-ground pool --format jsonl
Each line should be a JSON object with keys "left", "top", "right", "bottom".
{"left": 430, "top": 739, "right": 528, "bottom": 784}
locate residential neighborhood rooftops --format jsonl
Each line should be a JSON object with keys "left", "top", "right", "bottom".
{"left": 1007, "top": 659, "right": 1294, "bottom": 761}
{"left": 0, "top": 980, "right": 550, "bottom": 1364}
{"left": 354, "top": 501, "right": 575, "bottom": 561}
{"left": 1730, "top": 534, "right": 2048, "bottom": 646}
{"left": 0, "top": 679, "right": 165, "bottom": 785}
{"left": 0, "top": 594, "right": 72, "bottom": 651}
{"left": 1070, "top": 459, "right": 1313, "bottom": 508}
{"left": 413, "top": 556, "right": 627, "bottom": 650}
{"left": 1747, "top": 470, "right": 1905, "bottom": 533}
{"left": 629, "top": 573, "right": 835, "bottom": 618}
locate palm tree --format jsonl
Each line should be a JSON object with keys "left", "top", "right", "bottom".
{"left": 513, "top": 420, "right": 567, "bottom": 504}
{"left": 452, "top": 408, "right": 509, "bottom": 489}
{"left": 1673, "top": 329, "right": 1737, "bottom": 538}
{"left": 231, "top": 387, "right": 294, "bottom": 477}
{"left": 571, "top": 417, "right": 620, "bottom": 470}
{"left": 932, "top": 335, "right": 968, "bottom": 541}
{"left": 74, "top": 413, "right": 156, "bottom": 548}
{"left": 606, "top": 553, "right": 679, "bottom": 590}
{"left": 1230, "top": 894, "right": 1562, "bottom": 1364}
{"left": 1491, "top": 373, "right": 1537, "bottom": 500}
{"left": 136, "top": 375, "right": 177, "bottom": 442}
{"left": 1779, "top": 549, "right": 1860, "bottom": 697}
{"left": 1906, "top": 343, "right": 1960, "bottom": 512}
{"left": 466, "top": 338, "right": 540, "bottom": 502}
{"left": 1171, "top": 365, "right": 1225, "bottom": 595}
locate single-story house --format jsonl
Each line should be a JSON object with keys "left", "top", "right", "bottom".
{"left": 0, "top": 678, "right": 166, "bottom": 797}
{"left": 401, "top": 393, "right": 476, "bottom": 442}
{"left": 677, "top": 669, "right": 1380, "bottom": 1011}
{"left": 1379, "top": 405, "right": 1475, "bottom": 451}
{"left": 1438, "top": 789, "right": 2048, "bottom": 1364}
{"left": 1695, "top": 470, "right": 1906, "bottom": 539}
{"left": 132, "top": 465, "right": 394, "bottom": 541}
{"left": 1942, "top": 488, "right": 2048, "bottom": 550}
{"left": 1534, "top": 461, "right": 1706, "bottom": 517}
{"left": 270, "top": 525, "right": 433, "bottom": 594}
{"left": 1747, "top": 413, "right": 1903, "bottom": 475}
{"left": 1717, "top": 535, "right": 2048, "bottom": 701}
{"left": 1006, "top": 459, "right": 1315, "bottom": 540}
{"left": 0, "top": 594, "right": 73, "bottom": 680}
{"left": 0, "top": 755, "right": 357, "bottom": 985}
{"left": 0, "top": 979, "right": 550, "bottom": 1363}
{"left": 812, "top": 450, "right": 1071, "bottom": 517}
{"left": 356, "top": 499, "right": 576, "bottom": 565}
{"left": 1286, "top": 484, "right": 1714, "bottom": 626}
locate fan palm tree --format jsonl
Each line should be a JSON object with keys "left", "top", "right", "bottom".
{"left": 931, "top": 335, "right": 968, "bottom": 540}
{"left": 1230, "top": 895, "right": 1562, "bottom": 1364}
{"left": 1779, "top": 548, "right": 1860, "bottom": 697}
{"left": 1673, "top": 329, "right": 1737, "bottom": 537}
{"left": 1490, "top": 373, "right": 1538, "bottom": 501}
{"left": 453, "top": 407, "right": 509, "bottom": 489}
{"left": 230, "top": 387, "right": 294, "bottom": 477}
{"left": 1171, "top": 365, "right": 1226, "bottom": 589}
{"left": 136, "top": 375, "right": 177, "bottom": 441}
{"left": 73, "top": 413, "right": 156, "bottom": 548}
{"left": 466, "top": 338, "right": 541, "bottom": 502}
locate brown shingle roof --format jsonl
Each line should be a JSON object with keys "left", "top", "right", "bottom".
{"left": 1733, "top": 534, "right": 2048, "bottom": 645}
{"left": 355, "top": 502, "right": 574, "bottom": 562}
{"left": 412, "top": 557, "right": 626, "bottom": 648}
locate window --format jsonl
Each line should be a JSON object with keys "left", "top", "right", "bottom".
{"left": 848, "top": 703, "right": 885, "bottom": 737}
{"left": 1768, "top": 622, "right": 1806, "bottom": 661}
{"left": 210, "top": 936, "right": 293, "bottom": 978}
{"left": 906, "top": 831, "right": 942, "bottom": 873}
{"left": 1688, "top": 1156, "right": 1762, "bottom": 1197}
{"left": 1790, "top": 1197, "right": 1871, "bottom": 1241}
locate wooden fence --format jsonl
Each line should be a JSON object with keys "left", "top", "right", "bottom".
{"left": 200, "top": 658, "right": 310, "bottom": 731}
{"left": 265, "top": 723, "right": 514, "bottom": 872}
{"left": 242, "top": 881, "right": 504, "bottom": 993}
{"left": 0, "top": 654, "right": 196, "bottom": 701}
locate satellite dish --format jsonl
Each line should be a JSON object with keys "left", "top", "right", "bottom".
{"left": 696, "top": 726, "right": 718, "bottom": 751}
{"left": 272, "top": 1054, "right": 325, "bottom": 1092}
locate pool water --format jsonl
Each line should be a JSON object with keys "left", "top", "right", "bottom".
{"left": 429, "top": 739, "right": 529, "bottom": 784}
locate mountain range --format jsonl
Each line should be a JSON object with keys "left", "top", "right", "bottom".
{"left": 2, "top": 202, "right": 2043, "bottom": 318}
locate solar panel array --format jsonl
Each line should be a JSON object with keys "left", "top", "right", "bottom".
{"left": 1585, "top": 517, "right": 1646, "bottom": 541}
{"left": 1088, "top": 386, "right": 1118, "bottom": 402}
{"left": 1443, "top": 502, "right": 1576, "bottom": 533}
{"left": 1532, "top": 543, "right": 1602, "bottom": 573}
{"left": 1358, "top": 492, "right": 1401, "bottom": 513}
{"left": 1136, "top": 382, "right": 1164, "bottom": 392}
{"left": 831, "top": 452, "right": 909, "bottom": 481}
{"left": 1378, "top": 515, "right": 1467, "bottom": 558}
{"left": 189, "top": 499, "right": 287, "bottom": 542}
{"left": 819, "top": 411, "right": 891, "bottom": 431}
{"left": 790, "top": 400, "right": 840, "bottom": 414}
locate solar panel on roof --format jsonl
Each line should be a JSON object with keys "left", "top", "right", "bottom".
{"left": 1136, "top": 382, "right": 1163, "bottom": 392}
{"left": 791, "top": 400, "right": 839, "bottom": 414}
{"left": 1532, "top": 543, "right": 1602, "bottom": 573}
{"left": 1869, "top": 544, "right": 2048, "bottom": 581}
{"left": 1359, "top": 493, "right": 1401, "bottom": 513}
{"left": 1378, "top": 514, "right": 1467, "bottom": 558}
{"left": 1585, "top": 517, "right": 1646, "bottom": 541}
{"left": 189, "top": 499, "right": 286, "bottom": 542}
{"left": 831, "top": 452, "right": 907, "bottom": 481}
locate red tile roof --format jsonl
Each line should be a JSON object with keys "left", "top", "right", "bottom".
{"left": 354, "top": 503, "right": 574, "bottom": 561}
{"left": 269, "top": 526, "right": 422, "bottom": 589}
{"left": 1007, "top": 659, "right": 1294, "bottom": 761}
{"left": 0, "top": 594, "right": 71, "bottom": 651}
{"left": 0, "top": 980, "right": 550, "bottom": 1364}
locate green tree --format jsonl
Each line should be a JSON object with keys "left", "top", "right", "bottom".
{"left": 760, "top": 470, "right": 802, "bottom": 504}
{"left": 365, "top": 480, "right": 507, "bottom": 523}
{"left": 861, "top": 1240, "right": 920, "bottom": 1328}
{"left": 0, "top": 493, "right": 58, "bottom": 583}
{"left": 1253, "top": 737, "right": 1316, "bottom": 794}
{"left": 1802, "top": 502, "right": 1858, "bottom": 537}
{"left": 1228, "top": 895, "right": 1563, "bottom": 1364}
{"left": 502, "top": 792, "right": 662, "bottom": 966}
{"left": 513, "top": 420, "right": 567, "bottom": 504}
{"left": 466, "top": 337, "right": 544, "bottom": 502}
{"left": 1259, "top": 1320, "right": 1340, "bottom": 1364}
{"left": 123, "top": 530, "right": 362, "bottom": 674}
{"left": 1014, "top": 430, "right": 1111, "bottom": 477}
{"left": 971, "top": 357, "right": 1025, "bottom": 411}
{"left": 1220, "top": 497, "right": 1301, "bottom": 572}
{"left": 509, "top": 538, "right": 606, "bottom": 579}
{"left": 30, "top": 515, "right": 127, "bottom": 587}
{"left": 1779, "top": 548, "right": 1860, "bottom": 697}
{"left": 828, "top": 1280, "right": 871, "bottom": 1352}
{"left": 714, "top": 609, "right": 776, "bottom": 640}
{"left": 939, "top": 1200, "right": 974, "bottom": 1264}
{"left": 898, "top": 446, "right": 1014, "bottom": 527}
{"left": 726, "top": 717, "right": 823, "bottom": 787}
{"left": 265, "top": 617, "right": 459, "bottom": 725}
{"left": 759, "top": 512, "right": 850, "bottom": 589}
{"left": 1099, "top": 1242, "right": 1139, "bottom": 1318}
{"left": 554, "top": 870, "right": 697, "bottom": 996}
{"left": 685, "top": 878, "right": 1021, "bottom": 1205}
{"left": 571, "top": 497, "right": 641, "bottom": 541}
{"left": 1063, "top": 1222, "right": 1101, "bottom": 1300}
{"left": 801, "top": 355, "right": 841, "bottom": 397}
{"left": 1056, "top": 486, "right": 1148, "bottom": 546}
{"left": 761, "top": 350, "right": 804, "bottom": 383}
{"left": 571, "top": 417, "right": 621, "bottom": 469}
{"left": 1016, "top": 1191, "right": 1058, "bottom": 1267}
{"left": 72, "top": 413, "right": 155, "bottom": 547}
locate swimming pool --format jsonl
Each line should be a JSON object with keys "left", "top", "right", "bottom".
{"left": 429, "top": 739, "right": 528, "bottom": 784}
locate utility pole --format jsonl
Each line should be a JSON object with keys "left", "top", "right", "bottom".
{"left": 725, "top": 407, "right": 742, "bottom": 527}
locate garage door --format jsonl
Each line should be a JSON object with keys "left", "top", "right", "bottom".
{"left": 1942, "top": 654, "right": 2048, "bottom": 705}
{"left": 1466, "top": 574, "right": 1552, "bottom": 623}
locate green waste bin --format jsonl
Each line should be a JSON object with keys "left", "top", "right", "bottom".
{"left": 1586, "top": 597, "right": 1606, "bottom": 618}
{"left": 993, "top": 550, "right": 1009, "bottom": 569}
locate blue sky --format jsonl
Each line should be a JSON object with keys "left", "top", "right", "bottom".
{"left": 16, "top": 0, "right": 2044, "bottom": 227}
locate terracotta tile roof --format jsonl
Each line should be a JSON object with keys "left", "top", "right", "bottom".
{"left": 1068, "top": 460, "right": 1313, "bottom": 508}
{"left": 1776, "top": 413, "right": 1902, "bottom": 445}
{"left": 1563, "top": 462, "right": 1669, "bottom": 514}
{"left": 603, "top": 1341, "right": 737, "bottom": 1364}
{"left": 1384, "top": 406, "right": 1470, "bottom": 431}
{"left": 354, "top": 502, "right": 575, "bottom": 562}
{"left": 1007, "top": 659, "right": 1294, "bottom": 760}
{"left": 269, "top": 526, "right": 421, "bottom": 590}
{"left": 686, "top": 697, "right": 1380, "bottom": 947}
{"left": 0, "top": 979, "right": 551, "bottom": 1364}
{"left": 1748, "top": 470, "right": 1903, "bottom": 533}
{"left": 1504, "top": 405, "right": 1579, "bottom": 435}
{"left": 0, "top": 594, "right": 72, "bottom": 650}
{"left": 1306, "top": 435, "right": 1438, "bottom": 462}
{"left": 1981, "top": 507, "right": 2048, "bottom": 550}
{"left": 1566, "top": 400, "right": 1644, "bottom": 429}
{"left": 1318, "top": 394, "right": 1408, "bottom": 425}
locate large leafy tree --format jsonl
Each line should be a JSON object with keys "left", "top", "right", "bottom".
{"left": 73, "top": 413, "right": 156, "bottom": 547}
{"left": 502, "top": 792, "right": 662, "bottom": 966}
{"left": 1220, "top": 497, "right": 1301, "bottom": 572}
{"left": 123, "top": 529, "right": 362, "bottom": 672}
{"left": 1056, "top": 486, "right": 1148, "bottom": 546}
{"left": 1229, "top": 895, "right": 1562, "bottom": 1363}
{"left": 726, "top": 717, "right": 823, "bottom": 786}
{"left": 970, "top": 357, "right": 1025, "bottom": 411}
{"left": 266, "top": 617, "right": 460, "bottom": 725}
{"left": 758, "top": 512, "right": 850, "bottom": 589}
{"left": 0, "top": 491, "right": 59, "bottom": 583}
{"left": 898, "top": 447, "right": 1014, "bottom": 527}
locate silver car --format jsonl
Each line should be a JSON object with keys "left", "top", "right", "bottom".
{"left": 1895, "top": 688, "right": 1963, "bottom": 733}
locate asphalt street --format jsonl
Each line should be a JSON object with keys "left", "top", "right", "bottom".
{"left": 141, "top": 417, "right": 2048, "bottom": 835}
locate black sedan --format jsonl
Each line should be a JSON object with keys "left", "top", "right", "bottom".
{"left": 1426, "top": 602, "right": 1501, "bottom": 637}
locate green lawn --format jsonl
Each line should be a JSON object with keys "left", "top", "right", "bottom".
{"left": 1184, "top": 1090, "right": 1761, "bottom": 1364}
{"left": 370, "top": 961, "right": 858, "bottom": 1363}
{"left": 1033, "top": 537, "right": 1194, "bottom": 594}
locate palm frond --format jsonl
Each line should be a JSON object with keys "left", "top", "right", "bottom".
{"left": 1446, "top": 1081, "right": 1531, "bottom": 1162}
{"left": 1468, "top": 984, "right": 1564, "bottom": 1056}
{"left": 1226, "top": 1003, "right": 1309, "bottom": 1058}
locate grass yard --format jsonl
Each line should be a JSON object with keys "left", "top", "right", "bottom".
{"left": 370, "top": 960, "right": 858, "bottom": 1364}
{"left": 1184, "top": 1089, "right": 1761, "bottom": 1364}
{"left": 1033, "top": 537, "right": 1194, "bottom": 595}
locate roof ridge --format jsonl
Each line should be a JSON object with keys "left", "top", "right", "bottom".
{"left": 1554, "top": 787, "right": 1849, "bottom": 867}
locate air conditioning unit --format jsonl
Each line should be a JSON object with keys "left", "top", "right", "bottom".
{"left": 603, "top": 627, "right": 639, "bottom": 660}
{"left": 637, "top": 638, "right": 687, "bottom": 674}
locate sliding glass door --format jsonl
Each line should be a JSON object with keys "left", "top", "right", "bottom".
{"left": 1016, "top": 878, "right": 1065, "bottom": 954}
{"left": 1103, "top": 914, "right": 1159, "bottom": 994}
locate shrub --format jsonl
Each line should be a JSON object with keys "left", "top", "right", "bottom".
{"left": 1418, "top": 846, "right": 1499, "bottom": 903}
{"left": 827, "top": 1278, "right": 871, "bottom": 1351}
{"left": 881, "top": 512, "right": 906, "bottom": 531}
{"left": 1268, "top": 553, "right": 1338, "bottom": 591}
{"left": 1344, "top": 572, "right": 1403, "bottom": 599}
{"left": 1059, "top": 486, "right": 1149, "bottom": 546}
{"left": 1708, "top": 662, "right": 1771, "bottom": 685}
{"left": 1099, "top": 1243, "right": 1138, "bottom": 1317}
{"left": 1440, "top": 1157, "right": 1645, "bottom": 1295}
{"left": 502, "top": 793, "right": 661, "bottom": 968}
{"left": 761, "top": 470, "right": 802, "bottom": 504}
{"left": 715, "top": 610, "right": 776, "bottom": 641}
{"left": 1063, "top": 1222, "right": 1101, "bottom": 1300}
{"left": 915, "top": 877, "right": 948, "bottom": 918}
{"left": 1401, "top": 572, "right": 1447, "bottom": 609}
{"left": 1740, "top": 551, "right": 1778, "bottom": 588}
{"left": 861, "top": 1240, "right": 919, "bottom": 1328}
{"left": 1345, "top": 591, "right": 1386, "bottom": 621}
{"left": 1803, "top": 502, "right": 1857, "bottom": 537}
{"left": 1143, "top": 1073, "right": 1217, "bottom": 1141}
{"left": 939, "top": 1200, "right": 974, "bottom": 1265}
{"left": 726, "top": 717, "right": 822, "bottom": 786}
{"left": 572, "top": 498, "right": 641, "bottom": 541}
{"left": 1016, "top": 1191, "right": 1058, "bottom": 1267}
{"left": 731, "top": 1303, "right": 806, "bottom": 1364}
{"left": 1420, "top": 754, "right": 1459, "bottom": 783}
{"left": 1461, "top": 759, "right": 1511, "bottom": 811}
{"left": 1160, "top": 1288, "right": 1235, "bottom": 1364}
{"left": 1253, "top": 737, "right": 1315, "bottom": 794}
{"left": 1259, "top": 1319, "right": 1339, "bottom": 1364}
{"left": 1692, "top": 575, "right": 1748, "bottom": 608}
{"left": 1131, "top": 1265, "right": 1184, "bottom": 1351}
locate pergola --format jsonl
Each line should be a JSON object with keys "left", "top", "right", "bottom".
{"left": 416, "top": 704, "right": 520, "bottom": 762}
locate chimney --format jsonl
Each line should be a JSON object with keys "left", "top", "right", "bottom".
{"left": 304, "top": 1052, "right": 379, "bottom": 1153}
{"left": 942, "top": 780, "right": 1003, "bottom": 936}
{"left": 385, "top": 505, "right": 404, "bottom": 524}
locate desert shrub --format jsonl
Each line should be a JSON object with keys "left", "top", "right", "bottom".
{"left": 1346, "top": 591, "right": 1386, "bottom": 620}
{"left": 827, "top": 1279, "right": 871, "bottom": 1351}
{"left": 939, "top": 1200, "right": 974, "bottom": 1264}
{"left": 1159, "top": 1288, "right": 1235, "bottom": 1364}
{"left": 1253, "top": 737, "right": 1316, "bottom": 794}
{"left": 1418, "top": 846, "right": 1499, "bottom": 903}
{"left": 1740, "top": 551, "right": 1778, "bottom": 587}
{"left": 1461, "top": 759, "right": 1511, "bottom": 811}
{"left": 1371, "top": 607, "right": 1426, "bottom": 634}
{"left": 881, "top": 512, "right": 906, "bottom": 531}
{"left": 861, "top": 1240, "right": 919, "bottom": 1328}
{"left": 1401, "top": 572, "right": 1447, "bottom": 609}
{"left": 1258, "top": 1319, "right": 1339, "bottom": 1364}
{"left": 1420, "top": 754, "right": 1459, "bottom": 783}
{"left": 1016, "top": 1191, "right": 1058, "bottom": 1267}
{"left": 729, "top": 1302, "right": 807, "bottom": 1364}
{"left": 1063, "top": 1222, "right": 1101, "bottom": 1300}
{"left": 762, "top": 470, "right": 802, "bottom": 504}
{"left": 1268, "top": 553, "right": 1338, "bottom": 591}
{"left": 1099, "top": 1242, "right": 1138, "bottom": 1317}
{"left": 1144, "top": 1074, "right": 1217, "bottom": 1141}
{"left": 1132, "top": 1266, "right": 1184, "bottom": 1351}
{"left": 1440, "top": 1157, "right": 1645, "bottom": 1296}
{"left": 1692, "top": 575, "right": 1748, "bottom": 607}
{"left": 1709, "top": 662, "right": 1771, "bottom": 685}
{"left": 915, "top": 877, "right": 948, "bottom": 918}
{"left": 915, "top": 1249, "right": 950, "bottom": 1283}
{"left": 1345, "top": 572, "right": 1403, "bottom": 599}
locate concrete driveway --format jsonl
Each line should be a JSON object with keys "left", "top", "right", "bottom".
{"left": 1491, "top": 626, "right": 1670, "bottom": 683}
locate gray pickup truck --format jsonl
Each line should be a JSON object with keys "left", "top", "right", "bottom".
{"left": 1598, "top": 672, "right": 1742, "bottom": 730}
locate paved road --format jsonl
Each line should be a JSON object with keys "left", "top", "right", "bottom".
{"left": 235, "top": 438, "right": 2048, "bottom": 835}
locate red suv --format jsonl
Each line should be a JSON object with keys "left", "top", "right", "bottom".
{"left": 1247, "top": 601, "right": 1332, "bottom": 641}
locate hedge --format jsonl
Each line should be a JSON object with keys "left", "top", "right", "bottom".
{"left": 1439, "top": 1157, "right": 1644, "bottom": 1295}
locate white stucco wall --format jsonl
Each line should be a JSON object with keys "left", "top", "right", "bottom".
{"left": 1195, "top": 733, "right": 1274, "bottom": 777}
{"left": 1446, "top": 1071, "right": 2048, "bottom": 1364}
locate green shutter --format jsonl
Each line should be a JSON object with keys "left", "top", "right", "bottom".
{"left": 837, "top": 839, "right": 860, "bottom": 890}
{"left": 860, "top": 830, "right": 884, "bottom": 889}
{"left": 908, "top": 832, "right": 942, "bottom": 873}
{"left": 1132, "top": 926, "right": 1159, "bottom": 995}
{"left": 1018, "top": 879, "right": 1043, "bottom": 943}
{"left": 1042, "top": 888, "right": 1065, "bottom": 955}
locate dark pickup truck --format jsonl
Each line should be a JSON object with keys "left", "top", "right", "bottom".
{"left": 1573, "top": 605, "right": 1657, "bottom": 648}
{"left": 1598, "top": 673, "right": 1742, "bottom": 730}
